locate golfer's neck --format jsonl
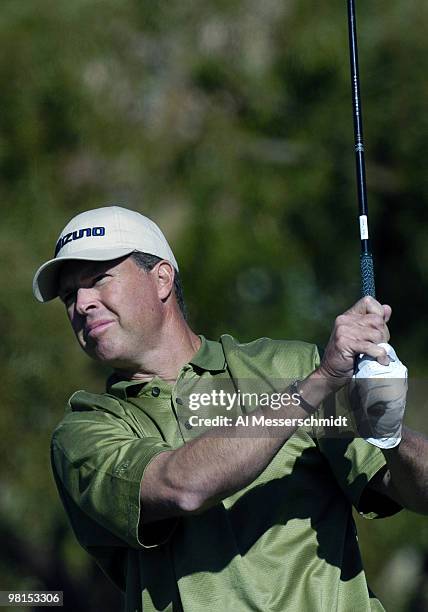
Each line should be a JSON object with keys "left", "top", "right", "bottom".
{"left": 115, "top": 321, "right": 201, "bottom": 383}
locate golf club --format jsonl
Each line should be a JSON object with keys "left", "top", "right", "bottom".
{"left": 347, "top": 0, "right": 376, "bottom": 298}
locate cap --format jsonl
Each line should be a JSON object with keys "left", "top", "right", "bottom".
{"left": 32, "top": 206, "right": 179, "bottom": 302}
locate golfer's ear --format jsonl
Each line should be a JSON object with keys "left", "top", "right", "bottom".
{"left": 155, "top": 260, "right": 175, "bottom": 300}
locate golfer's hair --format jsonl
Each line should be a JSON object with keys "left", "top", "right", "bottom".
{"left": 130, "top": 252, "right": 187, "bottom": 320}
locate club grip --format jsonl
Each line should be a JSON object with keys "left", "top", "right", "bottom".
{"left": 360, "top": 253, "right": 376, "bottom": 298}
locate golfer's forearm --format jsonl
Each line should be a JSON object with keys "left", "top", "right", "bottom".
{"left": 145, "top": 431, "right": 289, "bottom": 520}
{"left": 141, "top": 369, "right": 336, "bottom": 522}
{"left": 382, "top": 427, "right": 428, "bottom": 514}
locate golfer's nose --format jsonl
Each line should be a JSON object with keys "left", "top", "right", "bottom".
{"left": 75, "top": 287, "right": 99, "bottom": 315}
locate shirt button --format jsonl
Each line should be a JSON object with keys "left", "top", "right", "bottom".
{"left": 176, "top": 397, "right": 183, "bottom": 405}
{"left": 184, "top": 420, "right": 192, "bottom": 430}
{"left": 151, "top": 387, "right": 160, "bottom": 397}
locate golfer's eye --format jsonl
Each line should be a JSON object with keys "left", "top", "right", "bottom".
{"left": 93, "top": 274, "right": 110, "bottom": 286}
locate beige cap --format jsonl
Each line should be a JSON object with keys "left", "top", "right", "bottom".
{"left": 32, "top": 206, "right": 178, "bottom": 302}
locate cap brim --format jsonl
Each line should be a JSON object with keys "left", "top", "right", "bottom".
{"left": 32, "top": 247, "right": 137, "bottom": 302}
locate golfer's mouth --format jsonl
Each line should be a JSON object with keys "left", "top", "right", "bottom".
{"left": 85, "top": 320, "right": 115, "bottom": 338}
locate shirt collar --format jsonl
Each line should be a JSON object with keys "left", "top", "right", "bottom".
{"left": 106, "top": 377, "right": 146, "bottom": 399}
{"left": 106, "top": 335, "right": 226, "bottom": 399}
{"left": 189, "top": 335, "right": 227, "bottom": 372}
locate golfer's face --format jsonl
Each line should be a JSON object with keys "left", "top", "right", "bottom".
{"left": 58, "top": 256, "right": 163, "bottom": 368}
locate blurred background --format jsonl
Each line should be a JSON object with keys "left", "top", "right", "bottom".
{"left": 1, "top": 0, "right": 428, "bottom": 610}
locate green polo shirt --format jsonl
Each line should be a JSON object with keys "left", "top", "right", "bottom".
{"left": 51, "top": 335, "right": 400, "bottom": 612}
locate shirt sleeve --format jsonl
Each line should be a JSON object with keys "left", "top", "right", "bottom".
{"left": 51, "top": 407, "right": 176, "bottom": 550}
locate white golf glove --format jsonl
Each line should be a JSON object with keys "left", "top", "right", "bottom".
{"left": 350, "top": 343, "right": 408, "bottom": 449}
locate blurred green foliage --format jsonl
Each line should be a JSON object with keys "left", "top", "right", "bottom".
{"left": 1, "top": 0, "right": 427, "bottom": 610}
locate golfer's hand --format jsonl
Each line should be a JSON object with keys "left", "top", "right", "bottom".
{"left": 318, "top": 297, "right": 391, "bottom": 386}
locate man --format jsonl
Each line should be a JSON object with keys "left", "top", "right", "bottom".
{"left": 33, "top": 205, "right": 427, "bottom": 612}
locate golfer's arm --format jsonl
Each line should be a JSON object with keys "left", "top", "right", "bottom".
{"left": 140, "top": 370, "right": 334, "bottom": 523}
{"left": 369, "top": 427, "right": 428, "bottom": 514}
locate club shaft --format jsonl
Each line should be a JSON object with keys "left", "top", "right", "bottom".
{"left": 347, "top": 0, "right": 376, "bottom": 297}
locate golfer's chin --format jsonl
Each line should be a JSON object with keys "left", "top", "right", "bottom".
{"left": 80, "top": 336, "right": 121, "bottom": 364}
{"left": 82, "top": 340, "right": 138, "bottom": 370}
